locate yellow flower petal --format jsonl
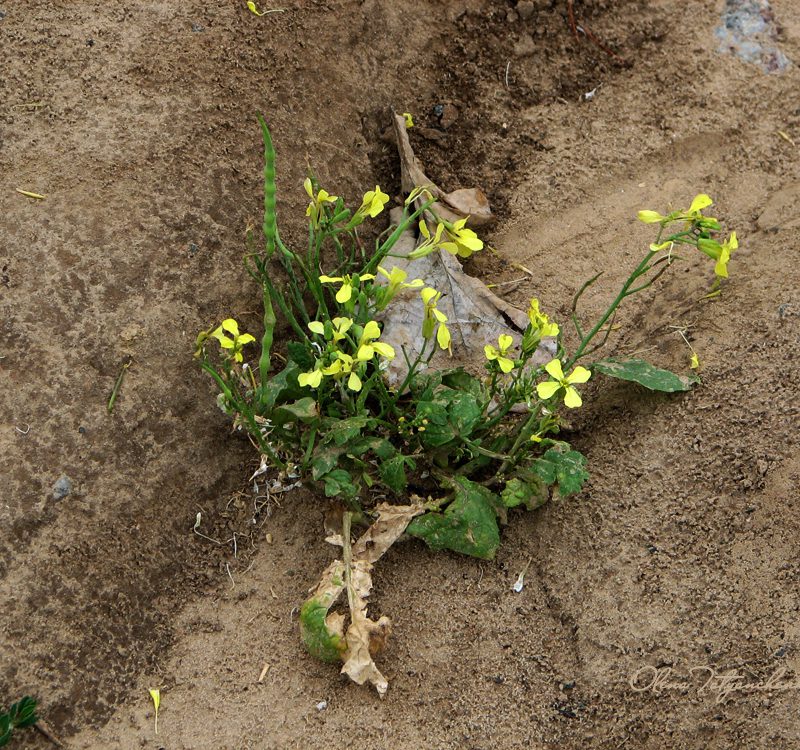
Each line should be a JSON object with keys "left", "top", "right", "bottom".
{"left": 563, "top": 386, "right": 583, "bottom": 408}
{"left": 688, "top": 193, "right": 713, "bottom": 214}
{"left": 544, "top": 359, "right": 565, "bottom": 381}
{"left": 362, "top": 320, "right": 381, "bottom": 340}
{"left": 498, "top": 356, "right": 514, "bottom": 373}
{"left": 566, "top": 366, "right": 591, "bottom": 385}
{"left": 372, "top": 342, "right": 395, "bottom": 359}
{"left": 221, "top": 319, "right": 239, "bottom": 335}
{"left": 420, "top": 287, "right": 438, "bottom": 305}
{"left": 536, "top": 380, "right": 561, "bottom": 400}
{"left": 437, "top": 323, "right": 451, "bottom": 351}
{"left": 347, "top": 371, "right": 362, "bottom": 391}
{"left": 357, "top": 344, "right": 374, "bottom": 361}
{"left": 498, "top": 334, "right": 513, "bottom": 351}
{"left": 298, "top": 369, "right": 323, "bottom": 388}
{"left": 308, "top": 321, "right": 325, "bottom": 335}
{"left": 335, "top": 283, "right": 352, "bottom": 304}
{"left": 637, "top": 210, "right": 664, "bottom": 224}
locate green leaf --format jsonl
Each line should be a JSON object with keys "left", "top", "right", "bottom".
{"left": 0, "top": 714, "right": 11, "bottom": 747}
{"left": 8, "top": 698, "right": 37, "bottom": 729}
{"left": 299, "top": 598, "right": 346, "bottom": 663}
{"left": 501, "top": 476, "right": 549, "bottom": 510}
{"left": 273, "top": 397, "right": 318, "bottom": 425}
{"left": 322, "top": 415, "right": 373, "bottom": 446}
{"left": 593, "top": 358, "right": 699, "bottom": 392}
{"left": 286, "top": 340, "right": 315, "bottom": 370}
{"left": 321, "top": 468, "right": 358, "bottom": 499}
{"left": 311, "top": 444, "right": 344, "bottom": 480}
{"left": 379, "top": 454, "right": 415, "bottom": 493}
{"left": 409, "top": 370, "right": 442, "bottom": 401}
{"left": 407, "top": 477, "right": 500, "bottom": 560}
{"left": 441, "top": 368, "right": 485, "bottom": 400}
{"left": 260, "top": 361, "right": 304, "bottom": 410}
{"left": 416, "top": 390, "right": 482, "bottom": 449}
{"left": 532, "top": 446, "right": 588, "bottom": 496}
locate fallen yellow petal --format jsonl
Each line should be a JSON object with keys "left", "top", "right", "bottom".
{"left": 16, "top": 188, "right": 46, "bottom": 199}
{"left": 148, "top": 688, "right": 160, "bottom": 734}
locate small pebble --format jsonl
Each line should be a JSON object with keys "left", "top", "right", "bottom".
{"left": 52, "top": 476, "right": 72, "bottom": 500}
{"left": 315, "top": 700, "right": 327, "bottom": 711}
{"left": 513, "top": 33, "right": 536, "bottom": 57}
{"left": 517, "top": 0, "right": 535, "bottom": 20}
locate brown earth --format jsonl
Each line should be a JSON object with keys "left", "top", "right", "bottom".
{"left": 2, "top": 0, "right": 799, "bottom": 748}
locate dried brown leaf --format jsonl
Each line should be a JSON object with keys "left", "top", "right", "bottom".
{"left": 300, "top": 504, "right": 423, "bottom": 693}
{"left": 392, "top": 112, "right": 494, "bottom": 226}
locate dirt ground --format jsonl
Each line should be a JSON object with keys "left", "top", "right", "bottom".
{"left": 2, "top": 0, "right": 799, "bottom": 748}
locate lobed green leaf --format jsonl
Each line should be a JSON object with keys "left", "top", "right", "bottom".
{"left": 407, "top": 477, "right": 501, "bottom": 560}
{"left": 532, "top": 446, "right": 588, "bottom": 496}
{"left": 593, "top": 358, "right": 699, "bottom": 392}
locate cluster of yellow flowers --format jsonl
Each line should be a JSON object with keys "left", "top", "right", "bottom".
{"left": 299, "top": 319, "right": 396, "bottom": 393}
{"left": 304, "top": 179, "right": 390, "bottom": 230}
{"left": 481, "top": 297, "right": 591, "bottom": 410}
{"left": 638, "top": 193, "right": 737, "bottom": 279}
{"left": 410, "top": 217, "right": 484, "bottom": 260}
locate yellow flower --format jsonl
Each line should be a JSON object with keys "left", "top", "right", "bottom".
{"left": 321, "top": 352, "right": 362, "bottom": 392}
{"left": 356, "top": 320, "right": 396, "bottom": 361}
{"left": 349, "top": 185, "right": 390, "bottom": 226}
{"left": 319, "top": 273, "right": 375, "bottom": 304}
{"left": 210, "top": 319, "right": 256, "bottom": 363}
{"left": 522, "top": 299, "right": 559, "bottom": 354}
{"left": 420, "top": 287, "right": 451, "bottom": 351}
{"left": 697, "top": 232, "right": 738, "bottom": 278}
{"left": 298, "top": 367, "right": 323, "bottom": 389}
{"left": 690, "top": 352, "right": 700, "bottom": 370}
{"left": 376, "top": 265, "right": 424, "bottom": 308}
{"left": 484, "top": 334, "right": 515, "bottom": 373}
{"left": 527, "top": 298, "right": 560, "bottom": 337}
{"left": 536, "top": 359, "right": 591, "bottom": 409}
{"left": 308, "top": 317, "right": 353, "bottom": 342}
{"left": 638, "top": 194, "right": 715, "bottom": 226}
{"left": 304, "top": 177, "right": 338, "bottom": 228}
{"left": 404, "top": 185, "right": 434, "bottom": 206}
{"left": 402, "top": 112, "right": 414, "bottom": 128}
{"left": 408, "top": 220, "right": 446, "bottom": 260}
{"left": 440, "top": 218, "right": 483, "bottom": 258}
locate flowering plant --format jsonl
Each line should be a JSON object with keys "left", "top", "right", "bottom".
{"left": 196, "top": 120, "right": 737, "bottom": 683}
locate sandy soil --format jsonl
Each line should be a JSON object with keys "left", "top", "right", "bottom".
{"left": 2, "top": 1, "right": 799, "bottom": 748}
